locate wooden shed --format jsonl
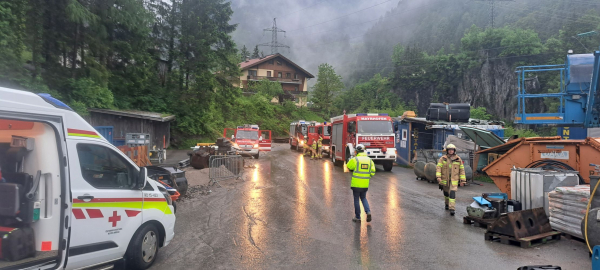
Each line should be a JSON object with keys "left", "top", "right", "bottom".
{"left": 87, "top": 109, "right": 175, "bottom": 148}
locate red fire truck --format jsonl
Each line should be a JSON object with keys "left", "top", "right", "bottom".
{"left": 289, "top": 120, "right": 309, "bottom": 151}
{"left": 306, "top": 122, "right": 332, "bottom": 157}
{"left": 224, "top": 124, "right": 272, "bottom": 159}
{"left": 330, "top": 113, "right": 397, "bottom": 171}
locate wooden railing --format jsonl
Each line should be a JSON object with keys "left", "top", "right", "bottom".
{"left": 247, "top": 75, "right": 302, "bottom": 84}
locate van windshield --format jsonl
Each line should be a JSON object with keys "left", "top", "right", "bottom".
{"left": 357, "top": 121, "right": 393, "bottom": 134}
{"left": 237, "top": 130, "right": 259, "bottom": 140}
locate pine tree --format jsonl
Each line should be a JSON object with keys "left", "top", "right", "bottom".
{"left": 252, "top": 45, "right": 259, "bottom": 59}
{"left": 240, "top": 45, "right": 249, "bottom": 61}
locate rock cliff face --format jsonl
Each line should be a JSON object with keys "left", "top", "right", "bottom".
{"left": 411, "top": 59, "right": 541, "bottom": 120}
{"left": 458, "top": 59, "right": 519, "bottom": 120}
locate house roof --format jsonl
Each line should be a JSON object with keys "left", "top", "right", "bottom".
{"left": 239, "top": 53, "right": 315, "bottom": 78}
{"left": 88, "top": 109, "right": 176, "bottom": 122}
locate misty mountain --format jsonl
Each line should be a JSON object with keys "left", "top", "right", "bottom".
{"left": 230, "top": 0, "right": 600, "bottom": 87}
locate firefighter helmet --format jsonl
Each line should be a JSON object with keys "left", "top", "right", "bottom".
{"left": 445, "top": 144, "right": 457, "bottom": 152}
{"left": 355, "top": 144, "right": 366, "bottom": 152}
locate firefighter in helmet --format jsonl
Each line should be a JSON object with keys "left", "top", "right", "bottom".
{"left": 436, "top": 144, "right": 466, "bottom": 216}
{"left": 314, "top": 135, "right": 324, "bottom": 159}
{"left": 303, "top": 138, "right": 310, "bottom": 156}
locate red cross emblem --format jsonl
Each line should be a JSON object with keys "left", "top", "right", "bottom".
{"left": 108, "top": 211, "right": 121, "bottom": 227}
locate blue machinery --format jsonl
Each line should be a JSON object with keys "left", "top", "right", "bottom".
{"left": 515, "top": 48, "right": 600, "bottom": 127}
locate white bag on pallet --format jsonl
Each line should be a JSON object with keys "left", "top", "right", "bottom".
{"left": 547, "top": 185, "right": 590, "bottom": 238}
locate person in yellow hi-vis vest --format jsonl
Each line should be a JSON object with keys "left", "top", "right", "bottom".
{"left": 316, "top": 135, "right": 324, "bottom": 159}
{"left": 311, "top": 138, "right": 318, "bottom": 160}
{"left": 436, "top": 144, "right": 466, "bottom": 216}
{"left": 346, "top": 144, "right": 376, "bottom": 222}
{"left": 302, "top": 138, "right": 310, "bottom": 156}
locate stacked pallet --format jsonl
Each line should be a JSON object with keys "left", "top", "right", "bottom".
{"left": 548, "top": 185, "right": 590, "bottom": 238}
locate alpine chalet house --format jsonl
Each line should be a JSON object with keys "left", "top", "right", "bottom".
{"left": 237, "top": 53, "right": 314, "bottom": 106}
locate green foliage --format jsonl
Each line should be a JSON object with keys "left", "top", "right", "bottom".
{"left": 470, "top": 106, "right": 492, "bottom": 120}
{"left": 252, "top": 45, "right": 259, "bottom": 59}
{"left": 240, "top": 45, "right": 249, "bottom": 61}
{"left": 334, "top": 73, "right": 415, "bottom": 117}
{"left": 247, "top": 79, "right": 283, "bottom": 98}
{"left": 311, "top": 63, "right": 344, "bottom": 117}
{"left": 504, "top": 126, "right": 539, "bottom": 138}
{"left": 67, "top": 78, "right": 114, "bottom": 115}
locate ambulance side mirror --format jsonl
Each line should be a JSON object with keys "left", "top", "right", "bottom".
{"left": 137, "top": 167, "right": 148, "bottom": 189}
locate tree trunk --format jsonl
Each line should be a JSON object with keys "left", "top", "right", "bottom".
{"left": 71, "top": 24, "right": 79, "bottom": 78}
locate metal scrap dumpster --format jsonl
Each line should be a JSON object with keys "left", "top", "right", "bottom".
{"left": 480, "top": 137, "right": 600, "bottom": 198}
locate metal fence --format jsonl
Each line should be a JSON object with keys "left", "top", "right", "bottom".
{"left": 209, "top": 155, "right": 244, "bottom": 187}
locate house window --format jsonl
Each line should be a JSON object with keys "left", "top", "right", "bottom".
{"left": 248, "top": 70, "right": 257, "bottom": 76}
{"left": 276, "top": 60, "right": 282, "bottom": 66}
{"left": 286, "top": 73, "right": 291, "bottom": 78}
{"left": 268, "top": 60, "right": 274, "bottom": 65}
{"left": 267, "top": 71, "right": 271, "bottom": 77}
{"left": 294, "top": 73, "right": 298, "bottom": 79}
{"left": 295, "top": 87, "right": 298, "bottom": 91}
{"left": 278, "top": 72, "right": 282, "bottom": 78}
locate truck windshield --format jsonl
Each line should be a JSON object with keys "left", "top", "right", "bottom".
{"left": 357, "top": 121, "right": 393, "bottom": 133}
{"left": 237, "top": 130, "right": 259, "bottom": 140}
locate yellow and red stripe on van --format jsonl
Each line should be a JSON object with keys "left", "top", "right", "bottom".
{"left": 67, "top": 128, "right": 101, "bottom": 138}
{"left": 72, "top": 197, "right": 173, "bottom": 220}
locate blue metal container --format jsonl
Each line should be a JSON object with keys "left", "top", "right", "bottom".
{"left": 593, "top": 245, "right": 600, "bottom": 270}
{"left": 93, "top": 126, "right": 114, "bottom": 144}
{"left": 557, "top": 126, "right": 587, "bottom": 139}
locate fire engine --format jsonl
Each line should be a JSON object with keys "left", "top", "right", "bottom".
{"left": 289, "top": 120, "right": 309, "bottom": 151}
{"left": 305, "top": 122, "right": 332, "bottom": 157}
{"left": 224, "top": 124, "right": 271, "bottom": 159}
{"left": 330, "top": 113, "right": 397, "bottom": 171}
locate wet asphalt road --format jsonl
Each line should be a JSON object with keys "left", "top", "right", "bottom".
{"left": 153, "top": 144, "right": 591, "bottom": 269}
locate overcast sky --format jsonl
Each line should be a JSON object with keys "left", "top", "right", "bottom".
{"left": 229, "top": 0, "right": 400, "bottom": 82}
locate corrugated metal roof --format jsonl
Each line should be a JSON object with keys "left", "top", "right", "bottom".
{"left": 88, "top": 109, "right": 175, "bottom": 122}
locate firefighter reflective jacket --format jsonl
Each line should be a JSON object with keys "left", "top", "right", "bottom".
{"left": 347, "top": 152, "right": 376, "bottom": 188}
{"left": 435, "top": 154, "right": 466, "bottom": 186}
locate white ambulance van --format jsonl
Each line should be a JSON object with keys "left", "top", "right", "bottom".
{"left": 0, "top": 88, "right": 175, "bottom": 270}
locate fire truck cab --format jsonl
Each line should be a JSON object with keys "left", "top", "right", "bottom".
{"left": 289, "top": 120, "right": 308, "bottom": 151}
{"left": 330, "top": 113, "right": 397, "bottom": 171}
{"left": 224, "top": 125, "right": 271, "bottom": 159}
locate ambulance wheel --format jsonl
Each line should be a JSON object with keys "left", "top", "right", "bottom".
{"left": 383, "top": 161, "right": 394, "bottom": 172}
{"left": 126, "top": 223, "right": 159, "bottom": 270}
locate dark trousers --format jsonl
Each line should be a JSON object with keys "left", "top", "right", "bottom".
{"left": 352, "top": 188, "right": 370, "bottom": 218}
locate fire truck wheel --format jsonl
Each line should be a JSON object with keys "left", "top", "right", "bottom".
{"left": 290, "top": 143, "right": 295, "bottom": 150}
{"left": 126, "top": 223, "right": 159, "bottom": 270}
{"left": 253, "top": 153, "right": 260, "bottom": 159}
{"left": 383, "top": 161, "right": 394, "bottom": 172}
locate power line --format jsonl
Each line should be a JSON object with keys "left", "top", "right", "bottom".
{"left": 473, "top": 0, "right": 514, "bottom": 28}
{"left": 287, "top": 0, "right": 394, "bottom": 32}
{"left": 258, "top": 18, "right": 290, "bottom": 54}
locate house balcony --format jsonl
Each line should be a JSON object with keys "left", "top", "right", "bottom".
{"left": 247, "top": 75, "right": 302, "bottom": 84}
